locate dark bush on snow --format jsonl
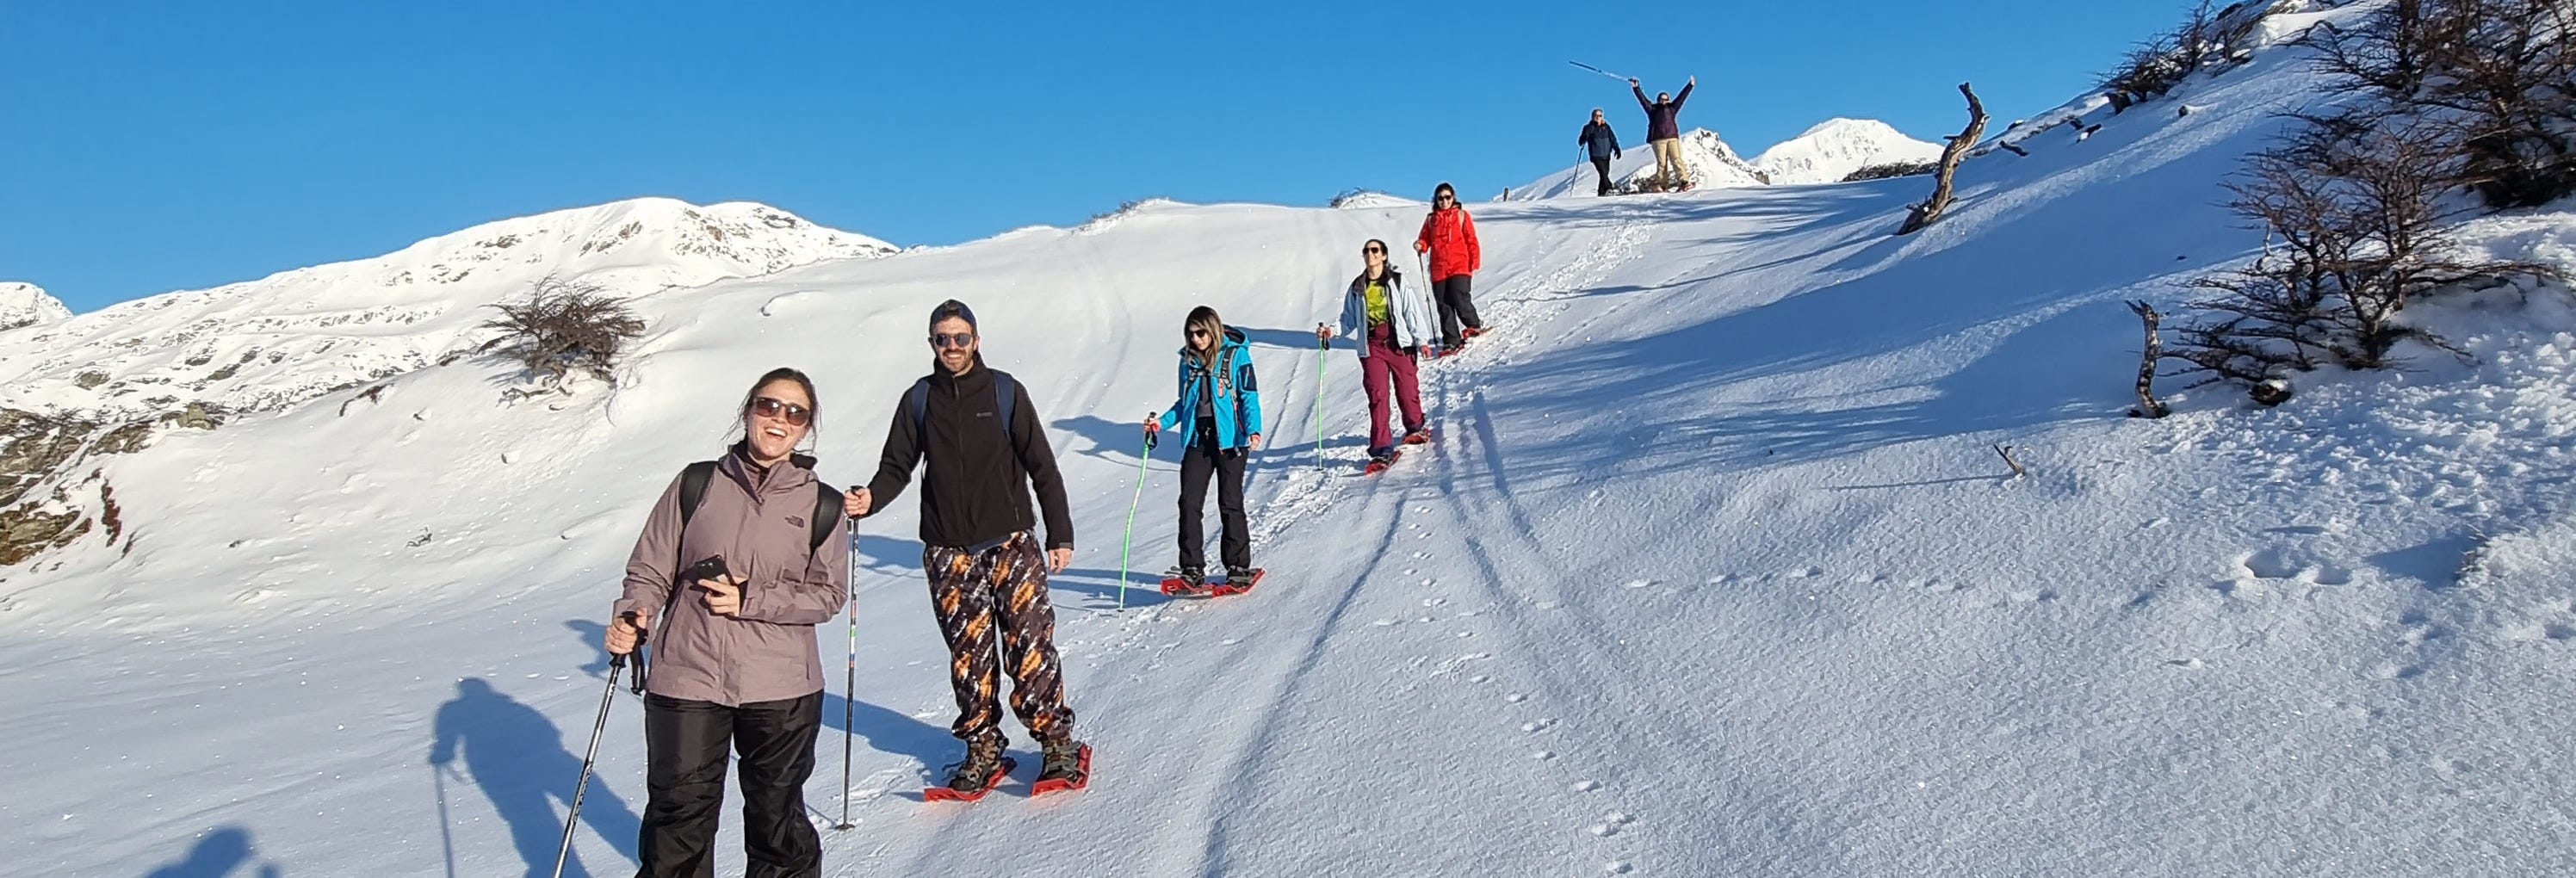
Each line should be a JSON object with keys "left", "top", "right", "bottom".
{"left": 479, "top": 275, "right": 644, "bottom": 388}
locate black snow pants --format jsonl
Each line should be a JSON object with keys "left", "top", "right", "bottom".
{"left": 1177, "top": 417, "right": 1251, "bottom": 571}
{"left": 638, "top": 690, "right": 823, "bottom": 878}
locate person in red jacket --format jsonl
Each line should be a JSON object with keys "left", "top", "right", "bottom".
{"left": 1413, "top": 182, "right": 1483, "bottom": 353}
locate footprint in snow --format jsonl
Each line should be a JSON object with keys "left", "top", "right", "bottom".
{"left": 1521, "top": 719, "right": 1557, "bottom": 733}
{"left": 1572, "top": 779, "right": 1599, "bottom": 792}
{"left": 1620, "top": 579, "right": 1654, "bottom": 590}
{"left": 1505, "top": 693, "right": 1527, "bottom": 702}
{"left": 1606, "top": 862, "right": 1633, "bottom": 875}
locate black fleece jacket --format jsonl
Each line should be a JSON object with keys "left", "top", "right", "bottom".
{"left": 862, "top": 356, "right": 1074, "bottom": 551}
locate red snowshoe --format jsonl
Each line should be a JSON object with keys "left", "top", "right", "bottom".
{"left": 1364, "top": 450, "right": 1402, "bottom": 475}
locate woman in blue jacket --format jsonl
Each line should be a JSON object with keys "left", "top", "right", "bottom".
{"left": 1146, "top": 306, "right": 1262, "bottom": 589}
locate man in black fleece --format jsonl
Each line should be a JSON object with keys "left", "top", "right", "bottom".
{"left": 846, "top": 299, "right": 1088, "bottom": 796}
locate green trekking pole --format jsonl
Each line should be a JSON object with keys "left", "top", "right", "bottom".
{"left": 1313, "top": 325, "right": 1328, "bottom": 471}
{"left": 1118, "top": 415, "right": 1155, "bottom": 609}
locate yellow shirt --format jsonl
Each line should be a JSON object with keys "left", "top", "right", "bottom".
{"left": 1365, "top": 282, "right": 1390, "bottom": 325}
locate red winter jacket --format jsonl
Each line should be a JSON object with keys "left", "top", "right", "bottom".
{"left": 1414, "top": 207, "right": 1482, "bottom": 281}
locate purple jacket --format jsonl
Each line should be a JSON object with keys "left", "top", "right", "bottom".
{"left": 1634, "top": 83, "right": 1694, "bottom": 142}
{"left": 616, "top": 447, "right": 851, "bottom": 707}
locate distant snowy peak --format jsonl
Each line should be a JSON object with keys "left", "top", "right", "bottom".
{"left": 0, "top": 282, "right": 71, "bottom": 331}
{"left": 1330, "top": 190, "right": 1424, "bottom": 210}
{"left": 1669, "top": 129, "right": 1769, "bottom": 189}
{"left": 266, "top": 197, "right": 897, "bottom": 300}
{"left": 1752, "top": 119, "right": 1944, "bottom": 185}
{"left": 0, "top": 199, "right": 895, "bottom": 417}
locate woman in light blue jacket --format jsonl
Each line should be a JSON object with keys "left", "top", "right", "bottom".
{"left": 1148, "top": 306, "right": 1263, "bottom": 590}
{"left": 1314, "top": 238, "right": 1435, "bottom": 471}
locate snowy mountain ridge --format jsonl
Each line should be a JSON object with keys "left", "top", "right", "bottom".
{"left": 0, "top": 282, "right": 71, "bottom": 331}
{"left": 1751, "top": 117, "right": 1946, "bottom": 184}
{"left": 1510, "top": 118, "right": 1938, "bottom": 198}
{"left": 0, "top": 198, "right": 895, "bottom": 418}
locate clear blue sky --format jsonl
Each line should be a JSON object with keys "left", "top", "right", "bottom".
{"left": 2, "top": 1, "right": 2183, "bottom": 313}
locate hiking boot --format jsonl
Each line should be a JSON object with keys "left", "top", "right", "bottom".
{"left": 944, "top": 734, "right": 1008, "bottom": 795}
{"left": 1037, "top": 737, "right": 1093, "bottom": 792}
{"left": 1178, "top": 566, "right": 1207, "bottom": 589}
{"left": 1225, "top": 566, "right": 1258, "bottom": 584}
{"left": 1403, "top": 429, "right": 1430, "bottom": 446}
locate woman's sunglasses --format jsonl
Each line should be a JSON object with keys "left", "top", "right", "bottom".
{"left": 1434, "top": 193, "right": 1455, "bottom": 203}
{"left": 751, "top": 396, "right": 812, "bottom": 427}
{"left": 1189, "top": 328, "right": 1211, "bottom": 338}
{"left": 929, "top": 331, "right": 975, "bottom": 349}
{"left": 1363, "top": 246, "right": 1384, "bottom": 255}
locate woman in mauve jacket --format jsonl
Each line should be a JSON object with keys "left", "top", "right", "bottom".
{"left": 606, "top": 366, "right": 851, "bottom": 878}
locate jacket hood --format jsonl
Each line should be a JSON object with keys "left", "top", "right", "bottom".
{"left": 1348, "top": 265, "right": 1404, "bottom": 290}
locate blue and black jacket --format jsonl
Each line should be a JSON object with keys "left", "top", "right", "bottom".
{"left": 1155, "top": 326, "right": 1262, "bottom": 451}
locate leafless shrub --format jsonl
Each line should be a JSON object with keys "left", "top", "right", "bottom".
{"left": 1842, "top": 160, "right": 1940, "bottom": 182}
{"left": 478, "top": 276, "right": 644, "bottom": 388}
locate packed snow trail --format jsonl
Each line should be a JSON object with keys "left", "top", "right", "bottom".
{"left": 15, "top": 9, "right": 2576, "bottom": 873}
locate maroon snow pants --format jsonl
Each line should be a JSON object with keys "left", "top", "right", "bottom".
{"left": 1361, "top": 322, "right": 1425, "bottom": 457}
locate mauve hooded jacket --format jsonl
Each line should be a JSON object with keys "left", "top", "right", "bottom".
{"left": 615, "top": 447, "right": 851, "bottom": 707}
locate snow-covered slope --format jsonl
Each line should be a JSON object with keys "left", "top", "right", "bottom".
{"left": 0, "top": 281, "right": 70, "bottom": 331}
{"left": 15, "top": 4, "right": 2576, "bottom": 875}
{"left": 1752, "top": 117, "right": 1945, "bottom": 184}
{"left": 0, "top": 199, "right": 895, "bottom": 417}
{"left": 1511, "top": 128, "right": 1766, "bottom": 199}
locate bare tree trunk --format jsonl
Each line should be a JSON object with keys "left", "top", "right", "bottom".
{"left": 2126, "top": 300, "right": 2171, "bottom": 418}
{"left": 1900, "top": 83, "right": 1991, "bottom": 235}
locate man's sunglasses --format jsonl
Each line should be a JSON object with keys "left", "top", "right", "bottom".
{"left": 751, "top": 396, "right": 812, "bottom": 427}
{"left": 929, "top": 331, "right": 976, "bottom": 349}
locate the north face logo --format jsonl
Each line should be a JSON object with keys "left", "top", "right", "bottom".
{"left": 786, "top": 515, "right": 807, "bottom": 528}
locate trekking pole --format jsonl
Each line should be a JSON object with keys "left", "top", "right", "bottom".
{"left": 835, "top": 530, "right": 858, "bottom": 832}
{"left": 1569, "top": 60, "right": 1630, "bottom": 81}
{"left": 1118, "top": 419, "right": 1154, "bottom": 610}
{"left": 434, "top": 764, "right": 458, "bottom": 878}
{"left": 1314, "top": 328, "right": 1328, "bottom": 471}
{"left": 553, "top": 641, "right": 629, "bottom": 878}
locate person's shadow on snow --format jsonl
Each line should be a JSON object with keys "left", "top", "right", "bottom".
{"left": 562, "top": 620, "right": 614, "bottom": 677}
{"left": 430, "top": 678, "right": 640, "bottom": 878}
{"left": 138, "top": 826, "right": 282, "bottom": 877}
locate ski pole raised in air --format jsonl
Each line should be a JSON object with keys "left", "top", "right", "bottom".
{"left": 1569, "top": 60, "right": 1630, "bottom": 81}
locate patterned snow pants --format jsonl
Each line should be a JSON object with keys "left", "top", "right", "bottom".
{"left": 925, "top": 532, "right": 1076, "bottom": 745}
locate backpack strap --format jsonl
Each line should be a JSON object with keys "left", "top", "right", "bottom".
{"left": 809, "top": 484, "right": 844, "bottom": 553}
{"left": 992, "top": 369, "right": 1017, "bottom": 447}
{"left": 909, "top": 371, "right": 1017, "bottom": 448}
{"left": 906, "top": 377, "right": 932, "bottom": 443}
{"left": 677, "top": 460, "right": 718, "bottom": 528}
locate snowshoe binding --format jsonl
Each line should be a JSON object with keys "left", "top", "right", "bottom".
{"left": 1403, "top": 429, "right": 1431, "bottom": 446}
{"left": 1211, "top": 566, "right": 1265, "bottom": 597}
{"left": 1160, "top": 565, "right": 1211, "bottom": 596}
{"left": 925, "top": 736, "right": 1013, "bottom": 803}
{"left": 1031, "top": 739, "right": 1093, "bottom": 797}
{"left": 1364, "top": 450, "right": 1401, "bottom": 475}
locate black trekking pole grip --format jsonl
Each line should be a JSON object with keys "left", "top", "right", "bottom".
{"left": 621, "top": 611, "right": 647, "bottom": 696}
